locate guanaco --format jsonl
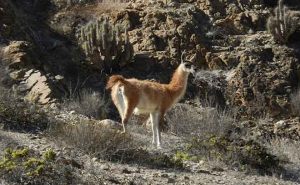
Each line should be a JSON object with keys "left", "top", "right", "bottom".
{"left": 106, "top": 53, "right": 195, "bottom": 148}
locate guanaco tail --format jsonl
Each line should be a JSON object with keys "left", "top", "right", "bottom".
{"left": 106, "top": 53, "right": 195, "bottom": 148}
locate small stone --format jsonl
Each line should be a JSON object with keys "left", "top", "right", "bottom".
{"left": 30, "top": 135, "right": 38, "bottom": 140}
{"left": 122, "top": 168, "right": 131, "bottom": 174}
{"left": 167, "top": 178, "right": 175, "bottom": 183}
{"left": 160, "top": 173, "right": 168, "bottom": 178}
{"left": 100, "top": 164, "right": 109, "bottom": 171}
{"left": 55, "top": 75, "right": 64, "bottom": 80}
{"left": 184, "top": 176, "right": 189, "bottom": 180}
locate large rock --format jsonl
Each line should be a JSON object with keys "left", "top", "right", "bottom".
{"left": 2, "top": 41, "right": 33, "bottom": 69}
{"left": 18, "top": 70, "right": 53, "bottom": 104}
{"left": 1, "top": 41, "right": 63, "bottom": 105}
{"left": 225, "top": 33, "right": 300, "bottom": 117}
{"left": 115, "top": 3, "right": 210, "bottom": 67}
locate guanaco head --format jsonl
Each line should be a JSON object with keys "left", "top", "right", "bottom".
{"left": 180, "top": 51, "right": 196, "bottom": 75}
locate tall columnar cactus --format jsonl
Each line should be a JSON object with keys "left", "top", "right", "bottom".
{"left": 77, "top": 17, "right": 134, "bottom": 71}
{"left": 267, "top": 0, "right": 299, "bottom": 44}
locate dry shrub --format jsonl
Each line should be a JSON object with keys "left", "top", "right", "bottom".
{"left": 166, "top": 103, "right": 234, "bottom": 139}
{"left": 266, "top": 138, "right": 300, "bottom": 181}
{"left": 167, "top": 102, "right": 282, "bottom": 174}
{"left": 53, "top": 119, "right": 144, "bottom": 162}
{"left": 63, "top": 89, "right": 109, "bottom": 119}
{"left": 266, "top": 138, "right": 300, "bottom": 165}
{"left": 0, "top": 67, "right": 49, "bottom": 133}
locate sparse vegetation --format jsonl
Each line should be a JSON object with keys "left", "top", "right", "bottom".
{"left": 185, "top": 135, "right": 281, "bottom": 174}
{"left": 0, "top": 147, "right": 78, "bottom": 185}
{"left": 0, "top": 86, "right": 49, "bottom": 133}
{"left": 63, "top": 88, "right": 109, "bottom": 119}
{"left": 166, "top": 103, "right": 234, "bottom": 139}
{"left": 267, "top": 0, "right": 299, "bottom": 44}
{"left": 266, "top": 138, "right": 300, "bottom": 165}
{"left": 52, "top": 118, "right": 143, "bottom": 161}
{"left": 77, "top": 16, "right": 134, "bottom": 71}
{"left": 166, "top": 103, "right": 283, "bottom": 174}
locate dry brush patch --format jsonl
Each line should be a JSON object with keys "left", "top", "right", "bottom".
{"left": 166, "top": 103, "right": 283, "bottom": 174}
{"left": 62, "top": 88, "right": 109, "bottom": 119}
{"left": 50, "top": 118, "right": 185, "bottom": 168}
{"left": 166, "top": 103, "right": 234, "bottom": 139}
{"left": 265, "top": 137, "right": 300, "bottom": 182}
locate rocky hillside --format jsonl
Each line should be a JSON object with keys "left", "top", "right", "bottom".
{"left": 0, "top": 0, "right": 300, "bottom": 184}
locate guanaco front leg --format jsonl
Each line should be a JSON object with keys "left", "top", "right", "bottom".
{"left": 150, "top": 111, "right": 161, "bottom": 148}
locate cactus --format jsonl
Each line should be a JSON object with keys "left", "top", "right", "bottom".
{"left": 77, "top": 17, "right": 134, "bottom": 71}
{"left": 267, "top": 0, "right": 299, "bottom": 44}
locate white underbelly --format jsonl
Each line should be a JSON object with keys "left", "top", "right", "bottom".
{"left": 133, "top": 105, "right": 158, "bottom": 114}
{"left": 134, "top": 108, "right": 150, "bottom": 115}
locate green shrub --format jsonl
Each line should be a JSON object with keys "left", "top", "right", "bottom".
{"left": 0, "top": 147, "right": 81, "bottom": 184}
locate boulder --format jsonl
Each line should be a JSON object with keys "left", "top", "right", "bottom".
{"left": 2, "top": 41, "right": 62, "bottom": 105}
{"left": 19, "top": 70, "right": 53, "bottom": 104}
{"left": 2, "top": 41, "right": 33, "bottom": 69}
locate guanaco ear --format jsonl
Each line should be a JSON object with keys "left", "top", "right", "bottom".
{"left": 189, "top": 53, "right": 197, "bottom": 63}
{"left": 180, "top": 50, "right": 186, "bottom": 64}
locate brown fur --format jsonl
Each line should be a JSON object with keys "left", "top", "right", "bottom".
{"left": 106, "top": 65, "right": 189, "bottom": 132}
{"left": 106, "top": 75, "right": 127, "bottom": 90}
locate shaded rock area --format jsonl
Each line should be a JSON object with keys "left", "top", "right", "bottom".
{"left": 49, "top": 1, "right": 211, "bottom": 69}
{"left": 1, "top": 41, "right": 64, "bottom": 104}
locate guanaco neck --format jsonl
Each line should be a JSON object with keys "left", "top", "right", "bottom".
{"left": 167, "top": 65, "right": 190, "bottom": 100}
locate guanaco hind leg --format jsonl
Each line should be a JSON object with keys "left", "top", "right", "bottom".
{"left": 118, "top": 86, "right": 137, "bottom": 133}
{"left": 113, "top": 86, "right": 126, "bottom": 120}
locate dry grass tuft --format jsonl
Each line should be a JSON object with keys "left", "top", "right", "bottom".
{"left": 266, "top": 138, "right": 300, "bottom": 165}
{"left": 62, "top": 89, "right": 109, "bottom": 119}
{"left": 51, "top": 118, "right": 144, "bottom": 162}
{"left": 166, "top": 103, "right": 234, "bottom": 139}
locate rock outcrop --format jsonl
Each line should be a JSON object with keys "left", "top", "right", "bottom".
{"left": 225, "top": 33, "right": 300, "bottom": 117}
{"left": 1, "top": 41, "right": 63, "bottom": 104}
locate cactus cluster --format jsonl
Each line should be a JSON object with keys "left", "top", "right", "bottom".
{"left": 267, "top": 0, "right": 299, "bottom": 44}
{"left": 77, "top": 17, "right": 133, "bottom": 71}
